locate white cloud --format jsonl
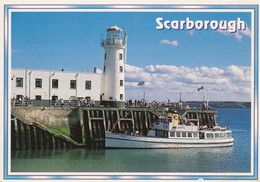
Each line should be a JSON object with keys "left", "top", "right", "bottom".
{"left": 160, "top": 39, "right": 179, "bottom": 46}
{"left": 216, "top": 26, "right": 251, "bottom": 41}
{"left": 125, "top": 64, "right": 251, "bottom": 102}
{"left": 95, "top": 68, "right": 103, "bottom": 74}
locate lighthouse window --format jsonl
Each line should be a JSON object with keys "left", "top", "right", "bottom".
{"left": 104, "top": 66, "right": 106, "bottom": 73}
{"left": 85, "top": 81, "right": 91, "bottom": 90}
{"left": 52, "top": 79, "right": 58, "bottom": 88}
{"left": 119, "top": 66, "right": 123, "bottom": 72}
{"left": 35, "top": 78, "right": 42, "bottom": 88}
{"left": 104, "top": 53, "right": 106, "bottom": 59}
{"left": 70, "top": 80, "right": 76, "bottom": 89}
{"left": 119, "top": 53, "right": 123, "bottom": 60}
{"left": 16, "top": 77, "right": 23, "bottom": 87}
{"left": 120, "top": 80, "right": 123, "bottom": 86}
{"left": 120, "top": 94, "right": 123, "bottom": 100}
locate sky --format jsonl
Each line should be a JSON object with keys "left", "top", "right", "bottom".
{"left": 11, "top": 11, "right": 252, "bottom": 102}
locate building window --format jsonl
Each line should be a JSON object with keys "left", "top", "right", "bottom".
{"left": 119, "top": 53, "right": 123, "bottom": 60}
{"left": 119, "top": 66, "right": 123, "bottom": 72}
{"left": 16, "top": 77, "right": 23, "bottom": 87}
{"left": 35, "top": 78, "right": 42, "bottom": 88}
{"left": 104, "top": 66, "right": 106, "bottom": 73}
{"left": 104, "top": 53, "right": 106, "bottom": 59}
{"left": 52, "top": 79, "right": 58, "bottom": 88}
{"left": 85, "top": 81, "right": 91, "bottom": 90}
{"left": 109, "top": 97, "right": 113, "bottom": 100}
{"left": 35, "top": 95, "right": 41, "bottom": 100}
{"left": 120, "top": 94, "right": 123, "bottom": 100}
{"left": 120, "top": 80, "right": 123, "bottom": 86}
{"left": 70, "top": 80, "right": 76, "bottom": 89}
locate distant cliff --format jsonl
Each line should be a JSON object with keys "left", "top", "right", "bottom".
{"left": 186, "top": 101, "right": 251, "bottom": 109}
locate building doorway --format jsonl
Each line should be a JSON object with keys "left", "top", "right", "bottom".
{"left": 52, "top": 96, "right": 58, "bottom": 106}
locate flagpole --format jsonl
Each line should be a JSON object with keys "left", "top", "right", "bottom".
{"left": 143, "top": 87, "right": 145, "bottom": 102}
{"left": 206, "top": 89, "right": 209, "bottom": 107}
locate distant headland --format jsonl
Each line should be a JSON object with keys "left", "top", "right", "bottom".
{"left": 186, "top": 101, "right": 251, "bottom": 109}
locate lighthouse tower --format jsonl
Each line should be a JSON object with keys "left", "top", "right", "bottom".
{"left": 101, "top": 24, "right": 127, "bottom": 107}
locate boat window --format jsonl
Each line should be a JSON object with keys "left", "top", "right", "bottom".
{"left": 199, "top": 132, "right": 205, "bottom": 139}
{"left": 193, "top": 132, "right": 198, "bottom": 138}
{"left": 176, "top": 132, "right": 181, "bottom": 137}
{"left": 165, "top": 131, "right": 168, "bottom": 138}
{"left": 188, "top": 133, "right": 192, "bottom": 137}
{"left": 157, "top": 130, "right": 164, "bottom": 138}
{"left": 182, "top": 132, "right": 186, "bottom": 137}
{"left": 214, "top": 133, "right": 220, "bottom": 138}
{"left": 220, "top": 133, "right": 226, "bottom": 138}
{"left": 170, "top": 132, "right": 175, "bottom": 137}
{"left": 206, "top": 133, "right": 214, "bottom": 138}
{"left": 157, "top": 130, "right": 168, "bottom": 138}
{"left": 227, "top": 132, "right": 232, "bottom": 138}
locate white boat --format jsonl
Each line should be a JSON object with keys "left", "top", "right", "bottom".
{"left": 105, "top": 113, "right": 234, "bottom": 149}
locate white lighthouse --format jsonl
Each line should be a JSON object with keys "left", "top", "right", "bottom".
{"left": 101, "top": 24, "right": 127, "bottom": 107}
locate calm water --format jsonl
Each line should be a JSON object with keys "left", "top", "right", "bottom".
{"left": 11, "top": 108, "right": 251, "bottom": 173}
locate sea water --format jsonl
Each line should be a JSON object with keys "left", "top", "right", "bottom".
{"left": 11, "top": 108, "right": 251, "bottom": 173}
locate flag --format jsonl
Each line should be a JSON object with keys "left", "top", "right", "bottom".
{"left": 197, "top": 86, "right": 204, "bottom": 92}
{"left": 137, "top": 81, "right": 145, "bottom": 86}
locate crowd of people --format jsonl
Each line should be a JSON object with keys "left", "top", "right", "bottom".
{"left": 11, "top": 95, "right": 193, "bottom": 110}
{"left": 53, "top": 97, "right": 96, "bottom": 107}
{"left": 11, "top": 96, "right": 31, "bottom": 106}
{"left": 125, "top": 99, "right": 191, "bottom": 110}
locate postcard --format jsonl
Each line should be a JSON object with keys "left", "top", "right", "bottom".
{"left": 0, "top": 0, "right": 259, "bottom": 181}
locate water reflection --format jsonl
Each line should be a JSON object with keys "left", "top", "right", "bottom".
{"left": 11, "top": 147, "right": 242, "bottom": 173}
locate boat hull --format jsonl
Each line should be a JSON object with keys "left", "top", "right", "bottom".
{"left": 105, "top": 132, "right": 234, "bottom": 149}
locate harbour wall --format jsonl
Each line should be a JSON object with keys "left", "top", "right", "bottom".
{"left": 11, "top": 106, "right": 77, "bottom": 128}
{"left": 11, "top": 106, "right": 160, "bottom": 150}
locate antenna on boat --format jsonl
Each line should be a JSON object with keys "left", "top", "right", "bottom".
{"left": 226, "top": 121, "right": 231, "bottom": 130}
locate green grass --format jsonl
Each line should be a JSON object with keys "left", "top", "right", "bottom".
{"left": 48, "top": 127, "right": 71, "bottom": 136}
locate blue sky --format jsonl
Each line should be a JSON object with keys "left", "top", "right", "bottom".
{"left": 11, "top": 11, "right": 252, "bottom": 101}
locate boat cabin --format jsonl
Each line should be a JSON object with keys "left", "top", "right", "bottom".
{"left": 147, "top": 116, "right": 232, "bottom": 139}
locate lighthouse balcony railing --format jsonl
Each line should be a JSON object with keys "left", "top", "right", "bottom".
{"left": 101, "top": 38, "right": 123, "bottom": 46}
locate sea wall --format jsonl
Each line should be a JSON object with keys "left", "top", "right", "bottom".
{"left": 12, "top": 106, "right": 78, "bottom": 128}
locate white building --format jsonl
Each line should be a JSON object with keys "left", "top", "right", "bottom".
{"left": 11, "top": 24, "right": 127, "bottom": 107}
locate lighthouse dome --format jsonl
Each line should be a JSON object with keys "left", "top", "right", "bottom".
{"left": 107, "top": 24, "right": 123, "bottom": 32}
